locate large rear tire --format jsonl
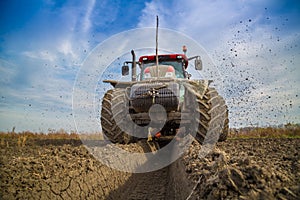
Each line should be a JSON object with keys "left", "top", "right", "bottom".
{"left": 101, "top": 89, "right": 135, "bottom": 144}
{"left": 186, "top": 87, "right": 228, "bottom": 144}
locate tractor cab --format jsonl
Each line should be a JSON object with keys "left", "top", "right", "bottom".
{"left": 121, "top": 49, "right": 202, "bottom": 82}
{"left": 138, "top": 54, "right": 188, "bottom": 80}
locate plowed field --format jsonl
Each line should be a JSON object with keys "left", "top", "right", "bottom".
{"left": 1, "top": 138, "right": 299, "bottom": 199}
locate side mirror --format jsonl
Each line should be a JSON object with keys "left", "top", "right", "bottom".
{"left": 122, "top": 65, "right": 129, "bottom": 76}
{"left": 195, "top": 58, "right": 202, "bottom": 70}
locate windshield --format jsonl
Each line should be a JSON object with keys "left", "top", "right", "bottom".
{"left": 141, "top": 61, "right": 184, "bottom": 80}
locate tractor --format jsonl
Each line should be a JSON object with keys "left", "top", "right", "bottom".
{"left": 101, "top": 47, "right": 228, "bottom": 145}
{"left": 101, "top": 17, "right": 228, "bottom": 146}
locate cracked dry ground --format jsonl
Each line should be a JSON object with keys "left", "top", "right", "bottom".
{"left": 0, "top": 138, "right": 299, "bottom": 199}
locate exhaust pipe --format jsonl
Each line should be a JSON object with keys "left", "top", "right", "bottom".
{"left": 131, "top": 50, "right": 136, "bottom": 81}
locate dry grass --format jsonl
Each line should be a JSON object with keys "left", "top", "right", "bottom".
{"left": 0, "top": 131, "right": 78, "bottom": 140}
{"left": 1, "top": 123, "right": 299, "bottom": 144}
{"left": 0, "top": 129, "right": 104, "bottom": 147}
{"left": 228, "top": 123, "right": 300, "bottom": 139}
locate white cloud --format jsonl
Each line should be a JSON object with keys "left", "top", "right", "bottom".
{"left": 0, "top": 1, "right": 110, "bottom": 132}
{"left": 82, "top": 0, "right": 96, "bottom": 33}
{"left": 22, "top": 50, "right": 58, "bottom": 62}
{"left": 58, "top": 39, "right": 77, "bottom": 58}
{"left": 0, "top": 66, "right": 76, "bottom": 132}
{"left": 137, "top": 0, "right": 300, "bottom": 127}
{"left": 138, "top": 0, "right": 252, "bottom": 48}
{"left": 0, "top": 59, "right": 18, "bottom": 84}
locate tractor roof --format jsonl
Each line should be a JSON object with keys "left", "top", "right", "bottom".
{"left": 139, "top": 54, "right": 189, "bottom": 68}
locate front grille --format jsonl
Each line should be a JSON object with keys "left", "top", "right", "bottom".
{"left": 130, "top": 82, "right": 179, "bottom": 112}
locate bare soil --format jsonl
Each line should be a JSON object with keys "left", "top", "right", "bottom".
{"left": 0, "top": 138, "right": 299, "bottom": 199}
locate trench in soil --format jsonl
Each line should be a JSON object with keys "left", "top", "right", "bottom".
{"left": 106, "top": 141, "right": 194, "bottom": 200}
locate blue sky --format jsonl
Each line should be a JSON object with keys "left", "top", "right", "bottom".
{"left": 0, "top": 0, "right": 299, "bottom": 132}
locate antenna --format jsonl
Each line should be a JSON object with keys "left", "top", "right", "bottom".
{"left": 155, "top": 16, "right": 159, "bottom": 78}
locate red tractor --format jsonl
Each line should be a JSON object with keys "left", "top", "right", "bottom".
{"left": 101, "top": 48, "right": 228, "bottom": 145}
